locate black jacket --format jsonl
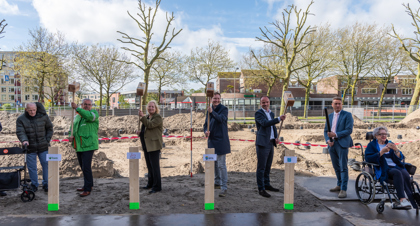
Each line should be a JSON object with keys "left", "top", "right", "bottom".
{"left": 255, "top": 108, "right": 279, "bottom": 148}
{"left": 16, "top": 102, "right": 54, "bottom": 153}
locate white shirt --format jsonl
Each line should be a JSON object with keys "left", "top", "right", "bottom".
{"left": 262, "top": 108, "right": 281, "bottom": 140}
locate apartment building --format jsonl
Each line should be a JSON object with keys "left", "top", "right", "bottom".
{"left": 0, "top": 51, "right": 68, "bottom": 107}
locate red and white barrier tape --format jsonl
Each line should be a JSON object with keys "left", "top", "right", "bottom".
{"left": 2, "top": 135, "right": 420, "bottom": 149}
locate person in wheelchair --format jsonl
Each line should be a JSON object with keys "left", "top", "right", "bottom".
{"left": 365, "top": 126, "right": 418, "bottom": 209}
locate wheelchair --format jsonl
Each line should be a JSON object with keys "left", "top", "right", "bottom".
{"left": 354, "top": 132, "right": 420, "bottom": 214}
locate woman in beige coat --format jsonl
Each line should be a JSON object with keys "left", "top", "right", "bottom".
{"left": 137, "top": 100, "right": 163, "bottom": 193}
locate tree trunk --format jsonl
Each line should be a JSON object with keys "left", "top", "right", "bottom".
{"left": 409, "top": 63, "right": 420, "bottom": 114}
{"left": 99, "top": 85, "right": 103, "bottom": 116}
{"left": 280, "top": 78, "right": 290, "bottom": 116}
{"left": 142, "top": 68, "right": 150, "bottom": 111}
{"left": 350, "top": 78, "right": 358, "bottom": 106}
{"left": 378, "top": 82, "right": 388, "bottom": 117}
{"left": 158, "top": 81, "right": 162, "bottom": 105}
{"left": 303, "top": 81, "right": 311, "bottom": 118}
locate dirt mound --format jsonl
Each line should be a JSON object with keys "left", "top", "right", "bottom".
{"left": 398, "top": 140, "right": 420, "bottom": 167}
{"left": 0, "top": 111, "right": 21, "bottom": 133}
{"left": 352, "top": 114, "right": 365, "bottom": 125}
{"left": 0, "top": 142, "right": 115, "bottom": 178}
{"left": 228, "top": 122, "right": 241, "bottom": 131}
{"left": 163, "top": 112, "right": 206, "bottom": 131}
{"left": 283, "top": 113, "right": 302, "bottom": 124}
{"left": 400, "top": 108, "right": 420, "bottom": 125}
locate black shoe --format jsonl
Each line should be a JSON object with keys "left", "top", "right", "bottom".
{"left": 259, "top": 190, "right": 271, "bottom": 198}
{"left": 149, "top": 189, "right": 161, "bottom": 194}
{"left": 0, "top": 191, "right": 6, "bottom": 196}
{"left": 43, "top": 185, "right": 48, "bottom": 192}
{"left": 31, "top": 185, "right": 38, "bottom": 192}
{"left": 265, "top": 185, "right": 280, "bottom": 192}
{"left": 142, "top": 186, "right": 152, "bottom": 189}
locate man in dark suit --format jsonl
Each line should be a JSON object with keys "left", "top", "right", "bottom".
{"left": 255, "top": 96, "right": 286, "bottom": 198}
{"left": 324, "top": 97, "right": 354, "bottom": 198}
{"left": 204, "top": 92, "right": 231, "bottom": 197}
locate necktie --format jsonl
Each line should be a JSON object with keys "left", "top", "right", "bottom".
{"left": 331, "top": 113, "right": 339, "bottom": 133}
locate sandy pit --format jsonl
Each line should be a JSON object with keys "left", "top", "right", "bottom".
{"left": 1, "top": 111, "right": 420, "bottom": 216}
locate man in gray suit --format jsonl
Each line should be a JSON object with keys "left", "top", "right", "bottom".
{"left": 324, "top": 97, "right": 354, "bottom": 198}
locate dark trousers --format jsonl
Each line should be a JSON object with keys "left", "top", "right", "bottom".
{"left": 329, "top": 143, "right": 349, "bottom": 191}
{"left": 388, "top": 167, "right": 418, "bottom": 209}
{"left": 76, "top": 150, "right": 94, "bottom": 192}
{"left": 256, "top": 143, "right": 274, "bottom": 190}
{"left": 144, "top": 150, "right": 161, "bottom": 191}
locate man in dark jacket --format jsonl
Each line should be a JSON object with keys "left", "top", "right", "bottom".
{"left": 255, "top": 96, "right": 286, "bottom": 198}
{"left": 203, "top": 92, "right": 230, "bottom": 197}
{"left": 16, "top": 102, "right": 53, "bottom": 192}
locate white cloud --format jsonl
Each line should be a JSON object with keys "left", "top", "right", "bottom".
{"left": 0, "top": 0, "right": 20, "bottom": 15}
{"left": 271, "top": 0, "right": 419, "bottom": 37}
{"left": 32, "top": 0, "right": 256, "bottom": 63}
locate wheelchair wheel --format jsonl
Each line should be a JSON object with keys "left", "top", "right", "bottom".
{"left": 376, "top": 201, "right": 385, "bottom": 213}
{"left": 355, "top": 171, "right": 376, "bottom": 204}
{"left": 21, "top": 191, "right": 35, "bottom": 202}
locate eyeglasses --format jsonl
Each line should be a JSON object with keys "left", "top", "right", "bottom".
{"left": 378, "top": 133, "right": 388, "bottom": 136}
{"left": 83, "top": 103, "right": 92, "bottom": 106}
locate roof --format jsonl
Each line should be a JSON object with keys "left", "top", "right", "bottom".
{"left": 217, "top": 72, "right": 241, "bottom": 78}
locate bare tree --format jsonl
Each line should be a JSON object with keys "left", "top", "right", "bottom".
{"left": 150, "top": 50, "right": 185, "bottom": 104}
{"left": 335, "top": 23, "right": 385, "bottom": 105}
{"left": 15, "top": 27, "right": 70, "bottom": 105}
{"left": 256, "top": 1, "right": 315, "bottom": 114}
{"left": 72, "top": 44, "right": 136, "bottom": 115}
{"left": 373, "top": 34, "right": 408, "bottom": 115}
{"left": 0, "top": 19, "right": 8, "bottom": 70}
{"left": 186, "top": 40, "right": 235, "bottom": 92}
{"left": 117, "top": 0, "right": 182, "bottom": 107}
{"left": 293, "top": 24, "right": 336, "bottom": 118}
{"left": 391, "top": 1, "right": 420, "bottom": 112}
{"left": 242, "top": 44, "right": 284, "bottom": 97}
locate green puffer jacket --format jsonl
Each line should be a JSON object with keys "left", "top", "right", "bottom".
{"left": 71, "top": 108, "right": 99, "bottom": 152}
{"left": 16, "top": 102, "right": 53, "bottom": 153}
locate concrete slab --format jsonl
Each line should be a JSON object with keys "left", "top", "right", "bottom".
{"left": 0, "top": 212, "right": 352, "bottom": 226}
{"left": 323, "top": 200, "right": 420, "bottom": 226}
{"left": 295, "top": 176, "right": 360, "bottom": 201}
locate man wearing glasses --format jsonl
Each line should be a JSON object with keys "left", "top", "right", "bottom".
{"left": 69, "top": 99, "right": 99, "bottom": 197}
{"left": 324, "top": 97, "right": 354, "bottom": 198}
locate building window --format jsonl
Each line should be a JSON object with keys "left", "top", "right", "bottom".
{"left": 0, "top": 78, "right": 4, "bottom": 84}
{"left": 340, "top": 88, "right": 356, "bottom": 96}
{"left": 361, "top": 88, "right": 377, "bottom": 94}
{"left": 9, "top": 95, "right": 14, "bottom": 101}
{"left": 9, "top": 87, "right": 14, "bottom": 93}
{"left": 112, "top": 97, "right": 115, "bottom": 103}
{"left": 10, "top": 78, "right": 14, "bottom": 84}
{"left": 385, "top": 89, "right": 396, "bottom": 94}
{"left": 1, "top": 94, "right": 6, "bottom": 101}
{"left": 32, "top": 95, "right": 38, "bottom": 101}
{"left": 25, "top": 95, "right": 30, "bottom": 101}
{"left": 402, "top": 88, "right": 413, "bottom": 95}
{"left": 24, "top": 87, "right": 30, "bottom": 92}
{"left": 1, "top": 87, "right": 6, "bottom": 92}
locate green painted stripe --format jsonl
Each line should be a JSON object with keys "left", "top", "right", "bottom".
{"left": 48, "top": 203, "right": 59, "bottom": 211}
{"left": 204, "top": 203, "right": 214, "bottom": 210}
{"left": 284, "top": 203, "right": 294, "bottom": 210}
{"left": 129, "top": 202, "right": 140, "bottom": 209}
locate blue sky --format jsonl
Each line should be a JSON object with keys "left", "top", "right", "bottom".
{"left": 1, "top": 0, "right": 419, "bottom": 90}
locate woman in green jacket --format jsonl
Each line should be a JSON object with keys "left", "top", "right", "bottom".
{"left": 137, "top": 100, "right": 163, "bottom": 194}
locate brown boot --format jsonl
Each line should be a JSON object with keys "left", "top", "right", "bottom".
{"left": 329, "top": 186, "right": 341, "bottom": 192}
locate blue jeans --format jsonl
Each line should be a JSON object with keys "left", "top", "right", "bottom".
{"left": 27, "top": 151, "right": 48, "bottom": 188}
{"left": 214, "top": 154, "right": 228, "bottom": 191}
{"left": 256, "top": 144, "right": 274, "bottom": 190}
{"left": 329, "top": 143, "right": 349, "bottom": 191}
